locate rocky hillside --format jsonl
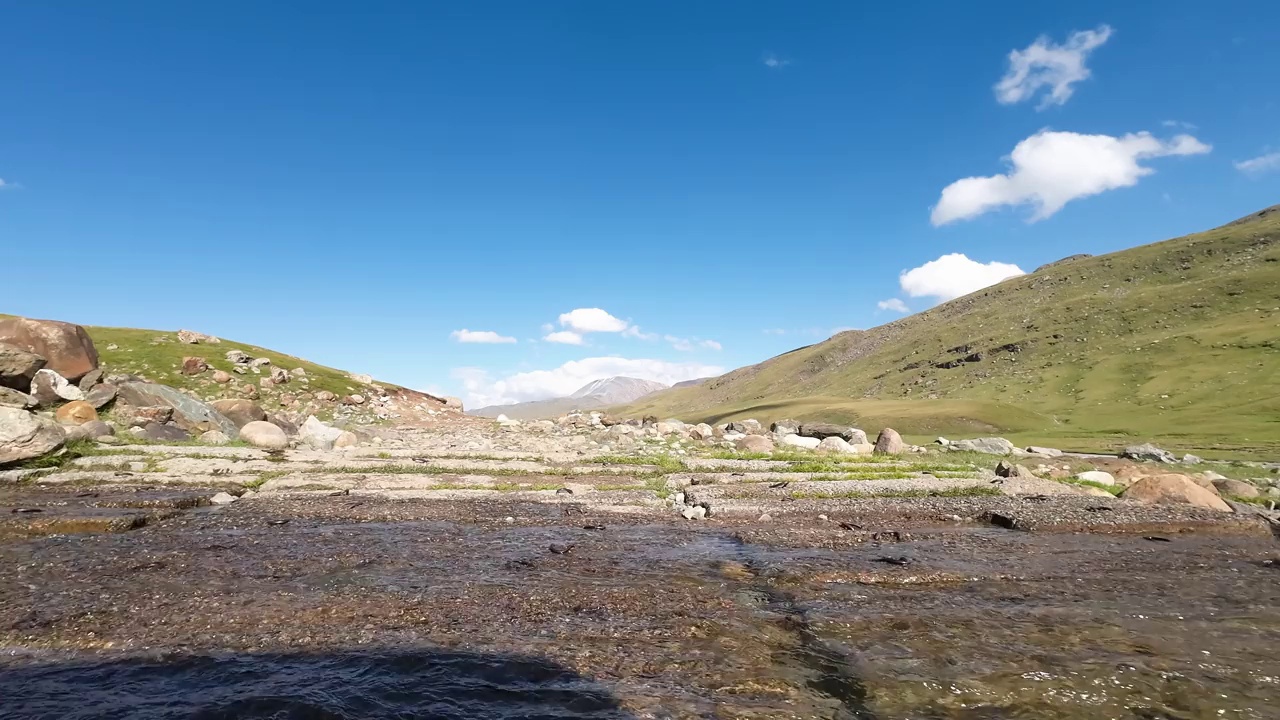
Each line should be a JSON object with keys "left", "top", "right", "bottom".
{"left": 470, "top": 376, "right": 668, "bottom": 420}
{"left": 619, "top": 204, "right": 1280, "bottom": 455}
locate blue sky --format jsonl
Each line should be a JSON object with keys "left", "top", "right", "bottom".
{"left": 2, "top": 1, "right": 1277, "bottom": 407}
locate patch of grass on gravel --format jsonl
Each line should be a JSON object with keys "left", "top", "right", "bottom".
{"left": 1062, "top": 479, "right": 1124, "bottom": 496}
{"left": 790, "top": 486, "right": 1002, "bottom": 500}
{"left": 592, "top": 454, "right": 687, "bottom": 472}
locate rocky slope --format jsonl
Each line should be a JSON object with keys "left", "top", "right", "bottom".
{"left": 470, "top": 376, "right": 668, "bottom": 420}
{"left": 619, "top": 204, "right": 1280, "bottom": 454}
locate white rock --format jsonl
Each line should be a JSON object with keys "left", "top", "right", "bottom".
{"left": 781, "top": 434, "right": 821, "bottom": 450}
{"left": 496, "top": 414, "right": 510, "bottom": 422}
{"left": 1075, "top": 470, "right": 1115, "bottom": 486}
{"left": 200, "top": 430, "right": 231, "bottom": 446}
{"left": 300, "top": 415, "right": 344, "bottom": 450}
{"left": 1026, "top": 446, "right": 1064, "bottom": 457}
{"left": 33, "top": 368, "right": 84, "bottom": 401}
{"left": 240, "top": 420, "right": 288, "bottom": 449}
{"left": 210, "top": 492, "right": 238, "bottom": 505}
{"left": 758, "top": 513, "right": 772, "bottom": 521}
{"left": 681, "top": 505, "right": 706, "bottom": 520}
{"left": 818, "top": 436, "right": 854, "bottom": 454}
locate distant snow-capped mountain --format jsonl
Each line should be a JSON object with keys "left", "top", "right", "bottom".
{"left": 468, "top": 376, "right": 669, "bottom": 420}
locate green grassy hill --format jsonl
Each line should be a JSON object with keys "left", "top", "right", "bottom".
{"left": 620, "top": 205, "right": 1280, "bottom": 456}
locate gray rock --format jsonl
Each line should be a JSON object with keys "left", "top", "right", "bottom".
{"left": 1075, "top": 470, "right": 1115, "bottom": 486}
{"left": 1182, "top": 454, "right": 1204, "bottom": 465}
{"left": 0, "top": 341, "right": 45, "bottom": 391}
{"left": 116, "top": 382, "right": 238, "bottom": 438}
{"left": 800, "top": 424, "right": 868, "bottom": 444}
{"left": 81, "top": 420, "right": 114, "bottom": 438}
{"left": 1025, "top": 446, "right": 1063, "bottom": 457}
{"left": 690, "top": 423, "right": 715, "bottom": 441}
{"left": 142, "top": 422, "right": 189, "bottom": 442}
{"left": 76, "top": 368, "right": 103, "bottom": 392}
{"left": 200, "top": 430, "right": 232, "bottom": 446}
{"left": 249, "top": 357, "right": 272, "bottom": 368}
{"left": 30, "top": 368, "right": 84, "bottom": 405}
{"left": 209, "top": 491, "right": 238, "bottom": 504}
{"left": 780, "top": 434, "right": 821, "bottom": 450}
{"left": 736, "top": 434, "right": 774, "bottom": 453}
{"left": 83, "top": 383, "right": 118, "bottom": 410}
{"left": 770, "top": 419, "right": 800, "bottom": 436}
{"left": 119, "top": 405, "right": 174, "bottom": 427}
{"left": 209, "top": 399, "right": 266, "bottom": 428}
{"left": 299, "top": 415, "right": 343, "bottom": 450}
{"left": 1120, "top": 443, "right": 1178, "bottom": 464}
{"left": 0, "top": 407, "right": 66, "bottom": 464}
{"left": 724, "top": 422, "right": 747, "bottom": 434}
{"left": 240, "top": 420, "right": 289, "bottom": 449}
{"left": 950, "top": 437, "right": 1017, "bottom": 455}
{"left": 874, "top": 428, "right": 905, "bottom": 455}
{"left": 267, "top": 413, "right": 299, "bottom": 437}
{"left": 995, "top": 460, "right": 1035, "bottom": 478}
{"left": 177, "top": 330, "right": 221, "bottom": 344}
{"left": 0, "top": 387, "right": 36, "bottom": 409}
{"left": 94, "top": 435, "right": 124, "bottom": 446}
{"left": 818, "top": 436, "right": 855, "bottom": 454}
{"left": 1212, "top": 478, "right": 1259, "bottom": 499}
{"left": 226, "top": 350, "right": 252, "bottom": 364}
{"left": 290, "top": 367, "right": 306, "bottom": 378}
{"left": 681, "top": 505, "right": 707, "bottom": 520}
{"left": 270, "top": 366, "right": 290, "bottom": 385}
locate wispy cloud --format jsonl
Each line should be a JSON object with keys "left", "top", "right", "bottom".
{"left": 932, "top": 129, "right": 1211, "bottom": 225}
{"left": 663, "top": 334, "right": 722, "bottom": 352}
{"left": 995, "top": 25, "right": 1112, "bottom": 109}
{"left": 0, "top": 178, "right": 17, "bottom": 190}
{"left": 543, "top": 330, "right": 584, "bottom": 345}
{"left": 1235, "top": 150, "right": 1280, "bottom": 176}
{"left": 1162, "top": 119, "right": 1198, "bottom": 130}
{"left": 762, "top": 53, "right": 792, "bottom": 69}
{"left": 762, "top": 328, "right": 789, "bottom": 336}
{"left": 450, "top": 329, "right": 517, "bottom": 344}
{"left": 877, "top": 298, "right": 910, "bottom": 314}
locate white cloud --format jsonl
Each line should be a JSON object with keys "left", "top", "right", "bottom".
{"left": 665, "top": 335, "right": 693, "bottom": 352}
{"left": 450, "top": 329, "right": 516, "bottom": 344}
{"left": 932, "top": 130, "right": 1211, "bottom": 225}
{"left": 622, "top": 325, "right": 659, "bottom": 340}
{"left": 995, "top": 25, "right": 1112, "bottom": 109}
{"left": 557, "top": 307, "right": 629, "bottom": 333}
{"left": 452, "top": 357, "right": 725, "bottom": 408}
{"left": 543, "top": 330, "right": 584, "bottom": 345}
{"left": 899, "top": 254, "right": 1026, "bottom": 302}
{"left": 1162, "top": 120, "right": 1198, "bottom": 130}
{"left": 1235, "top": 151, "right": 1280, "bottom": 176}
{"left": 700, "top": 339, "right": 722, "bottom": 351}
{"left": 0, "top": 178, "right": 16, "bottom": 190}
{"left": 877, "top": 298, "right": 910, "bottom": 314}
{"left": 763, "top": 53, "right": 791, "bottom": 68}
{"left": 762, "top": 328, "right": 788, "bottom": 336}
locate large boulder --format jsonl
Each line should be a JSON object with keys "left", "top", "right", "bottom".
{"left": 30, "top": 369, "right": 84, "bottom": 405}
{"left": 240, "top": 420, "right": 289, "bottom": 449}
{"left": 0, "top": 407, "right": 66, "bottom": 465}
{"left": 55, "top": 400, "right": 98, "bottom": 426}
{"left": 118, "top": 405, "right": 174, "bottom": 428}
{"left": 142, "top": 422, "right": 189, "bottom": 442}
{"left": 874, "top": 428, "right": 905, "bottom": 455}
{"left": 1120, "top": 443, "right": 1178, "bottom": 464}
{"left": 770, "top": 419, "right": 800, "bottom": 436}
{"left": 180, "top": 357, "right": 209, "bottom": 375}
{"left": 0, "top": 317, "right": 99, "bottom": 382}
{"left": 817, "top": 436, "right": 855, "bottom": 454}
{"left": 1212, "top": 478, "right": 1260, "bottom": 499}
{"left": 80, "top": 420, "right": 114, "bottom": 439}
{"left": 950, "top": 437, "right": 1016, "bottom": 455}
{"left": 1121, "top": 474, "right": 1231, "bottom": 512}
{"left": 799, "top": 424, "right": 868, "bottom": 444}
{"left": 0, "top": 341, "right": 46, "bottom": 391}
{"left": 209, "top": 399, "right": 267, "bottom": 428}
{"left": 735, "top": 434, "right": 774, "bottom": 453}
{"left": 82, "top": 383, "right": 117, "bottom": 409}
{"left": 1075, "top": 470, "right": 1115, "bottom": 486}
{"left": 115, "top": 382, "right": 238, "bottom": 437}
{"left": 177, "top": 329, "right": 220, "bottom": 344}
{"left": 300, "top": 415, "right": 344, "bottom": 450}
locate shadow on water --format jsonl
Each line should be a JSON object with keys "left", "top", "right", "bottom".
{"left": 1, "top": 646, "right": 637, "bottom": 720}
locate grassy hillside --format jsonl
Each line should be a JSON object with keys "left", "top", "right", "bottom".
{"left": 620, "top": 205, "right": 1280, "bottom": 456}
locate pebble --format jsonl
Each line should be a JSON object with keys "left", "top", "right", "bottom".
{"left": 818, "top": 514, "right": 829, "bottom": 521}
{"left": 758, "top": 513, "right": 772, "bottom": 521}
{"left": 681, "top": 506, "right": 706, "bottom": 520}
{"left": 504, "top": 516, "right": 515, "bottom": 524}
{"left": 210, "top": 492, "right": 238, "bottom": 505}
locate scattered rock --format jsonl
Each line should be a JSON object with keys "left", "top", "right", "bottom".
{"left": 950, "top": 437, "right": 1016, "bottom": 455}
{"left": 209, "top": 399, "right": 267, "bottom": 428}
{"left": 180, "top": 356, "right": 209, "bottom": 375}
{"left": 177, "top": 330, "right": 221, "bottom": 344}
{"left": 1213, "top": 478, "right": 1259, "bottom": 499}
{"left": 260, "top": 377, "right": 275, "bottom": 389}
{"left": 781, "top": 434, "right": 821, "bottom": 450}
{"left": 80, "top": 420, "right": 113, "bottom": 438}
{"left": 200, "top": 430, "right": 231, "bottom": 446}
{"left": 333, "top": 431, "right": 360, "bottom": 448}
{"left": 0, "top": 387, "right": 36, "bottom": 409}
{"left": 444, "top": 397, "right": 464, "bottom": 411}
{"left": 83, "top": 383, "right": 118, "bottom": 409}
{"left": 267, "top": 413, "right": 299, "bottom": 437}
{"left": 54, "top": 401, "right": 98, "bottom": 426}
{"left": 770, "top": 419, "right": 800, "bottom": 436}
{"left": 0, "top": 341, "right": 46, "bottom": 390}
{"left": 212, "top": 370, "right": 233, "bottom": 384}
{"left": 343, "top": 394, "right": 366, "bottom": 406}
{"left": 116, "top": 382, "right": 238, "bottom": 437}
{"left": 1121, "top": 474, "right": 1231, "bottom": 512}
{"left": 30, "top": 368, "right": 84, "bottom": 405}
{"left": 874, "top": 428, "right": 905, "bottom": 455}
{"left": 1182, "top": 454, "right": 1204, "bottom": 465}
{"left": 142, "top": 422, "right": 189, "bottom": 442}
{"left": 270, "top": 367, "right": 290, "bottom": 385}
{"left": 1025, "top": 446, "right": 1063, "bottom": 457}
{"left": 240, "top": 420, "right": 289, "bottom": 449}
{"left": 226, "top": 350, "right": 251, "bottom": 364}
{"left": 0, "top": 407, "right": 66, "bottom": 465}
{"left": 681, "top": 505, "right": 707, "bottom": 520}
{"left": 690, "top": 423, "right": 715, "bottom": 441}
{"left": 1121, "top": 443, "right": 1178, "bottom": 464}
{"left": 120, "top": 405, "right": 174, "bottom": 427}
{"left": 349, "top": 373, "right": 374, "bottom": 384}
{"left": 209, "top": 491, "right": 238, "bottom": 505}
{"left": 94, "top": 435, "right": 124, "bottom": 445}
{"left": 935, "top": 437, "right": 950, "bottom": 446}
{"left": 315, "top": 390, "right": 337, "bottom": 402}
{"left": 300, "top": 415, "right": 344, "bottom": 450}
{"left": 0, "top": 316, "right": 99, "bottom": 382}
{"left": 995, "top": 460, "right": 1034, "bottom": 478}
{"left": 1075, "top": 470, "right": 1115, "bottom": 486}
{"left": 736, "top": 434, "right": 774, "bottom": 453}
{"left": 290, "top": 367, "right": 307, "bottom": 378}
{"left": 77, "top": 368, "right": 103, "bottom": 392}
{"left": 249, "top": 357, "right": 272, "bottom": 369}
{"left": 800, "top": 423, "right": 868, "bottom": 444}
{"left": 818, "top": 436, "right": 854, "bottom": 454}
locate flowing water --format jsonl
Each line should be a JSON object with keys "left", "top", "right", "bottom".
{"left": 1, "top": 494, "right": 1278, "bottom": 719}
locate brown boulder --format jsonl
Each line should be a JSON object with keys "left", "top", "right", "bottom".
{"left": 118, "top": 405, "right": 174, "bottom": 428}
{"left": 1121, "top": 474, "right": 1231, "bottom": 512}
{"left": 209, "top": 399, "right": 267, "bottom": 428}
{"left": 874, "top": 427, "right": 905, "bottom": 455}
{"left": 1212, "top": 478, "right": 1260, "bottom": 499}
{"left": 181, "top": 356, "right": 209, "bottom": 375}
{"left": 212, "top": 370, "right": 233, "bottom": 384}
{"left": 0, "top": 341, "right": 46, "bottom": 390}
{"left": 0, "top": 317, "right": 99, "bottom": 382}
{"left": 55, "top": 400, "right": 99, "bottom": 425}
{"left": 735, "top": 434, "right": 775, "bottom": 453}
